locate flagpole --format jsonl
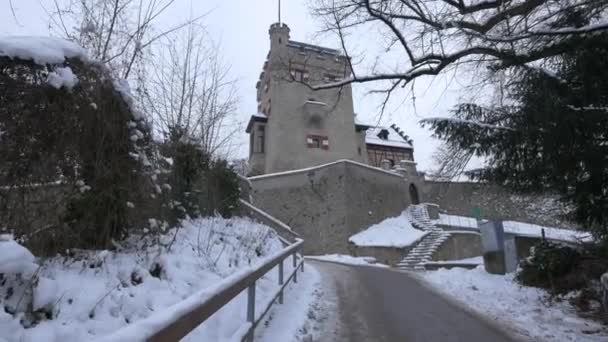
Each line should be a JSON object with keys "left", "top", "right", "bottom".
{"left": 278, "top": 0, "right": 281, "bottom": 24}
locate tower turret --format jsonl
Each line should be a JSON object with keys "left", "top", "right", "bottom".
{"left": 269, "top": 23, "right": 290, "bottom": 51}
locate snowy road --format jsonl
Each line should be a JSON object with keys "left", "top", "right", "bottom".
{"left": 309, "top": 260, "right": 518, "bottom": 342}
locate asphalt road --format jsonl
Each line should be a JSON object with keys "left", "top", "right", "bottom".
{"left": 309, "top": 260, "right": 518, "bottom": 342}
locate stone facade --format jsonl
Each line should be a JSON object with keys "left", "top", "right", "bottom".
{"left": 246, "top": 23, "right": 414, "bottom": 176}
{"left": 247, "top": 23, "right": 367, "bottom": 175}
{"left": 431, "top": 232, "right": 482, "bottom": 261}
{"left": 248, "top": 160, "right": 417, "bottom": 254}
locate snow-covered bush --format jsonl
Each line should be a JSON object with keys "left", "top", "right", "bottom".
{"left": 517, "top": 240, "right": 582, "bottom": 294}
{"left": 0, "top": 38, "right": 157, "bottom": 254}
{"left": 517, "top": 239, "right": 608, "bottom": 319}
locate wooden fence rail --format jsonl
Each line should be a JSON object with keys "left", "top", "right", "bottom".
{"left": 98, "top": 239, "right": 305, "bottom": 342}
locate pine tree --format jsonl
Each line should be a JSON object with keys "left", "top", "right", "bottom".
{"left": 423, "top": 15, "right": 608, "bottom": 241}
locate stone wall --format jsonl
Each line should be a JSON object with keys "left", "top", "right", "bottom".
{"left": 350, "top": 245, "right": 410, "bottom": 266}
{"left": 236, "top": 199, "right": 300, "bottom": 244}
{"left": 421, "top": 181, "right": 575, "bottom": 228}
{"left": 249, "top": 160, "right": 413, "bottom": 255}
{"left": 432, "top": 232, "right": 482, "bottom": 261}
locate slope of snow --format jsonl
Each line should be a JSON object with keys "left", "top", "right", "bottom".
{"left": 422, "top": 266, "right": 608, "bottom": 341}
{"left": 305, "top": 254, "right": 388, "bottom": 268}
{"left": 0, "top": 36, "right": 89, "bottom": 65}
{"left": 0, "top": 217, "right": 302, "bottom": 342}
{"left": 349, "top": 212, "right": 428, "bottom": 248}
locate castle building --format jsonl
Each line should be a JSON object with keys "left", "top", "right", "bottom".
{"left": 246, "top": 23, "right": 414, "bottom": 175}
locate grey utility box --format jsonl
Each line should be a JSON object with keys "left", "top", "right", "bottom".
{"left": 479, "top": 221, "right": 507, "bottom": 275}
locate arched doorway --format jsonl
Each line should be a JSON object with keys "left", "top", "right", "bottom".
{"left": 409, "top": 184, "right": 420, "bottom": 204}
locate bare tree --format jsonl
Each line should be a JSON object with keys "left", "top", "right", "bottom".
{"left": 143, "top": 24, "right": 240, "bottom": 157}
{"left": 309, "top": 0, "right": 608, "bottom": 91}
{"left": 47, "top": 0, "right": 205, "bottom": 80}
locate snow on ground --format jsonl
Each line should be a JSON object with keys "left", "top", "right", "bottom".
{"left": 502, "top": 220, "right": 592, "bottom": 243}
{"left": 435, "top": 213, "right": 591, "bottom": 243}
{"left": 426, "top": 256, "right": 483, "bottom": 265}
{"left": 435, "top": 213, "right": 479, "bottom": 229}
{"left": 422, "top": 266, "right": 608, "bottom": 341}
{"left": 0, "top": 234, "right": 37, "bottom": 275}
{"left": 0, "top": 217, "right": 306, "bottom": 342}
{"left": 305, "top": 254, "right": 388, "bottom": 268}
{"left": 255, "top": 264, "right": 321, "bottom": 342}
{"left": 348, "top": 212, "right": 428, "bottom": 248}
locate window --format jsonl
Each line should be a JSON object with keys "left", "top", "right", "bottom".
{"left": 249, "top": 131, "right": 254, "bottom": 154}
{"left": 254, "top": 126, "right": 265, "bottom": 153}
{"left": 290, "top": 68, "right": 309, "bottom": 82}
{"left": 307, "top": 135, "right": 329, "bottom": 150}
{"left": 264, "top": 81, "right": 269, "bottom": 93}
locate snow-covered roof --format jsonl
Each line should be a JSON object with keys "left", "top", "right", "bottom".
{"left": 365, "top": 127, "right": 413, "bottom": 149}
{"left": 0, "top": 36, "right": 89, "bottom": 65}
{"left": 245, "top": 112, "right": 268, "bottom": 133}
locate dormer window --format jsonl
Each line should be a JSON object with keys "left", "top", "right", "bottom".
{"left": 377, "top": 129, "right": 389, "bottom": 140}
{"left": 254, "top": 126, "right": 265, "bottom": 153}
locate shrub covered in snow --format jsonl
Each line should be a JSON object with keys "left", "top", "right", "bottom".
{"left": 517, "top": 240, "right": 608, "bottom": 320}
{"left": 0, "top": 37, "right": 163, "bottom": 255}
{"left": 517, "top": 240, "right": 582, "bottom": 294}
{"left": 0, "top": 37, "right": 243, "bottom": 256}
{"left": 0, "top": 48, "right": 157, "bottom": 253}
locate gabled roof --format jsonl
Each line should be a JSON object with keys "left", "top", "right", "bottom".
{"left": 245, "top": 113, "right": 268, "bottom": 133}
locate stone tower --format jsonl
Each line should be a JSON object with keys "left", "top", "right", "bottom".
{"left": 246, "top": 23, "right": 368, "bottom": 175}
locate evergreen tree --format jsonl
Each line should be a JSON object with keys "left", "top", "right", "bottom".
{"left": 423, "top": 17, "right": 608, "bottom": 241}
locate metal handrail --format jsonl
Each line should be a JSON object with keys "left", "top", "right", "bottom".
{"left": 98, "top": 239, "right": 305, "bottom": 342}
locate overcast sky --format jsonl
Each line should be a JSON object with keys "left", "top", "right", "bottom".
{"left": 1, "top": 0, "right": 471, "bottom": 172}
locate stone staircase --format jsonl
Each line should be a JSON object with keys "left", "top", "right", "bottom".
{"left": 397, "top": 205, "right": 450, "bottom": 271}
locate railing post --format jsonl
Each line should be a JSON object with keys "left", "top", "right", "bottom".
{"left": 293, "top": 253, "right": 297, "bottom": 283}
{"left": 246, "top": 282, "right": 256, "bottom": 342}
{"left": 278, "top": 260, "right": 284, "bottom": 304}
